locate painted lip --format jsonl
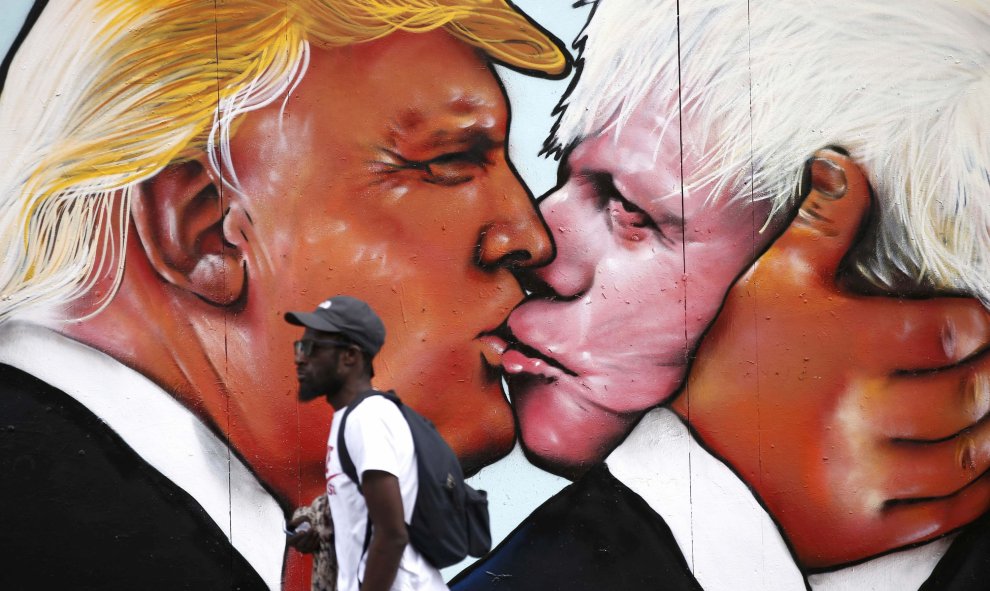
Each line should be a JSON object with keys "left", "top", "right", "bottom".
{"left": 477, "top": 332, "right": 508, "bottom": 368}
{"left": 482, "top": 324, "right": 578, "bottom": 380}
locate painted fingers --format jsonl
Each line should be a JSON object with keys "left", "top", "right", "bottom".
{"left": 684, "top": 149, "right": 990, "bottom": 567}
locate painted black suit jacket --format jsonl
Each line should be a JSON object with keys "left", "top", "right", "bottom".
{"left": 452, "top": 464, "right": 990, "bottom": 591}
{"left": 452, "top": 464, "right": 702, "bottom": 591}
{"left": 0, "top": 363, "right": 269, "bottom": 590}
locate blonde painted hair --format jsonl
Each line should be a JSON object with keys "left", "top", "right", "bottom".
{"left": 554, "top": 0, "right": 990, "bottom": 301}
{"left": 0, "top": 0, "right": 567, "bottom": 322}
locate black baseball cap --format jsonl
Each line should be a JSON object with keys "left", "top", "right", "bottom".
{"left": 284, "top": 295, "right": 386, "bottom": 356}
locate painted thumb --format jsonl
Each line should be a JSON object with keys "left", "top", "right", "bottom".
{"left": 770, "top": 149, "right": 872, "bottom": 279}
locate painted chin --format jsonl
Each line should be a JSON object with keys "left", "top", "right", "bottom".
{"left": 498, "top": 341, "right": 581, "bottom": 446}
{"left": 507, "top": 371, "right": 615, "bottom": 470}
{"left": 407, "top": 334, "right": 514, "bottom": 474}
{"left": 504, "top": 349, "right": 690, "bottom": 472}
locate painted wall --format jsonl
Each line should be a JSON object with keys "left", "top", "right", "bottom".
{"left": 1, "top": 1, "right": 989, "bottom": 590}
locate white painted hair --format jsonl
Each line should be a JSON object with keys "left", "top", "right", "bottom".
{"left": 554, "top": 0, "right": 990, "bottom": 300}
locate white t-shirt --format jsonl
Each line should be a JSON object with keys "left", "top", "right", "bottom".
{"left": 326, "top": 395, "right": 448, "bottom": 591}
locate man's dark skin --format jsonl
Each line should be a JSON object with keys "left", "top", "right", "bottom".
{"left": 289, "top": 327, "right": 409, "bottom": 591}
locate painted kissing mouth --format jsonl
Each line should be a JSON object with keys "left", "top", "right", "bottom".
{"left": 481, "top": 324, "right": 578, "bottom": 379}
{"left": 477, "top": 330, "right": 508, "bottom": 367}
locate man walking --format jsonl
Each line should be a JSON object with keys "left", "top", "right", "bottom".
{"left": 287, "top": 296, "right": 447, "bottom": 591}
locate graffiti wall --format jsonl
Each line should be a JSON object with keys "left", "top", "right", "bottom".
{"left": 2, "top": 1, "right": 989, "bottom": 589}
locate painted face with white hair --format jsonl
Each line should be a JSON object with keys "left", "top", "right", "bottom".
{"left": 500, "top": 0, "right": 989, "bottom": 477}
{"left": 501, "top": 102, "right": 779, "bottom": 474}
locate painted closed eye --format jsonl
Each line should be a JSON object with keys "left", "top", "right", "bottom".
{"left": 373, "top": 144, "right": 495, "bottom": 187}
{"left": 423, "top": 149, "right": 493, "bottom": 186}
{"left": 585, "top": 172, "right": 662, "bottom": 241}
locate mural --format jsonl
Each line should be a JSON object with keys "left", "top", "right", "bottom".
{"left": 457, "top": 1, "right": 990, "bottom": 589}
{"left": 1, "top": 0, "right": 989, "bottom": 590}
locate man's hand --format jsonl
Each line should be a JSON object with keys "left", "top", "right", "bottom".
{"left": 286, "top": 515, "right": 320, "bottom": 554}
{"left": 672, "top": 149, "right": 990, "bottom": 568}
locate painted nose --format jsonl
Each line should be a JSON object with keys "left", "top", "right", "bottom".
{"left": 518, "top": 184, "right": 600, "bottom": 299}
{"left": 476, "top": 168, "right": 552, "bottom": 271}
{"left": 477, "top": 219, "right": 552, "bottom": 270}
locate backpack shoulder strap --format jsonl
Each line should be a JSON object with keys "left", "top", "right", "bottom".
{"left": 377, "top": 389, "right": 403, "bottom": 406}
{"left": 336, "top": 389, "right": 381, "bottom": 491}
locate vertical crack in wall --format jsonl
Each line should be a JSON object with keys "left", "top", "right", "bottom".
{"left": 210, "top": 0, "right": 235, "bottom": 574}
{"left": 674, "top": 0, "right": 695, "bottom": 572}
{"left": 744, "top": 0, "right": 770, "bottom": 578}
{"left": 289, "top": 0, "right": 305, "bottom": 529}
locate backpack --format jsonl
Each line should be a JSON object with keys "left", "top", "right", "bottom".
{"left": 337, "top": 389, "right": 492, "bottom": 568}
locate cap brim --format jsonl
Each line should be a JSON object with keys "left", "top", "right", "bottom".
{"left": 284, "top": 311, "right": 342, "bottom": 333}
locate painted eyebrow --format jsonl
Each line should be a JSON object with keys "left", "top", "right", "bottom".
{"left": 385, "top": 132, "right": 502, "bottom": 163}
{"left": 578, "top": 169, "right": 685, "bottom": 226}
{"left": 420, "top": 127, "right": 503, "bottom": 151}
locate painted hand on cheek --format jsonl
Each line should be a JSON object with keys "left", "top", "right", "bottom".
{"left": 674, "top": 150, "right": 990, "bottom": 568}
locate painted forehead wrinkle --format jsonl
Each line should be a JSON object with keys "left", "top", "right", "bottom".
{"left": 387, "top": 96, "right": 502, "bottom": 151}
{"left": 450, "top": 93, "right": 491, "bottom": 113}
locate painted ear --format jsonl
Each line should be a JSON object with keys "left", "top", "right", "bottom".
{"left": 131, "top": 155, "right": 247, "bottom": 306}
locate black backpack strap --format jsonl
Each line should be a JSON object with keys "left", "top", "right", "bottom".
{"left": 337, "top": 390, "right": 404, "bottom": 488}
{"left": 336, "top": 389, "right": 383, "bottom": 492}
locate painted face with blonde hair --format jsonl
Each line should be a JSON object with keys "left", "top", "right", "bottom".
{"left": 0, "top": 0, "right": 567, "bottom": 495}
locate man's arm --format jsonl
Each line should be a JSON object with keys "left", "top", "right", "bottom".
{"left": 673, "top": 149, "right": 990, "bottom": 568}
{"left": 360, "top": 470, "right": 409, "bottom": 591}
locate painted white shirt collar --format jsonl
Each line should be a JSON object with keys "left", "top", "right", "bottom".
{"left": 0, "top": 322, "right": 286, "bottom": 590}
{"left": 607, "top": 407, "right": 952, "bottom": 591}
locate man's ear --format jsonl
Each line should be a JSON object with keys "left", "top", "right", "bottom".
{"left": 131, "top": 154, "right": 247, "bottom": 306}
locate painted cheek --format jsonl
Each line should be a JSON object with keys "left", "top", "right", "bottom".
{"left": 541, "top": 249, "right": 682, "bottom": 379}
{"left": 681, "top": 215, "right": 769, "bottom": 340}
{"left": 398, "top": 184, "right": 484, "bottom": 250}
{"left": 588, "top": 249, "right": 690, "bottom": 380}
